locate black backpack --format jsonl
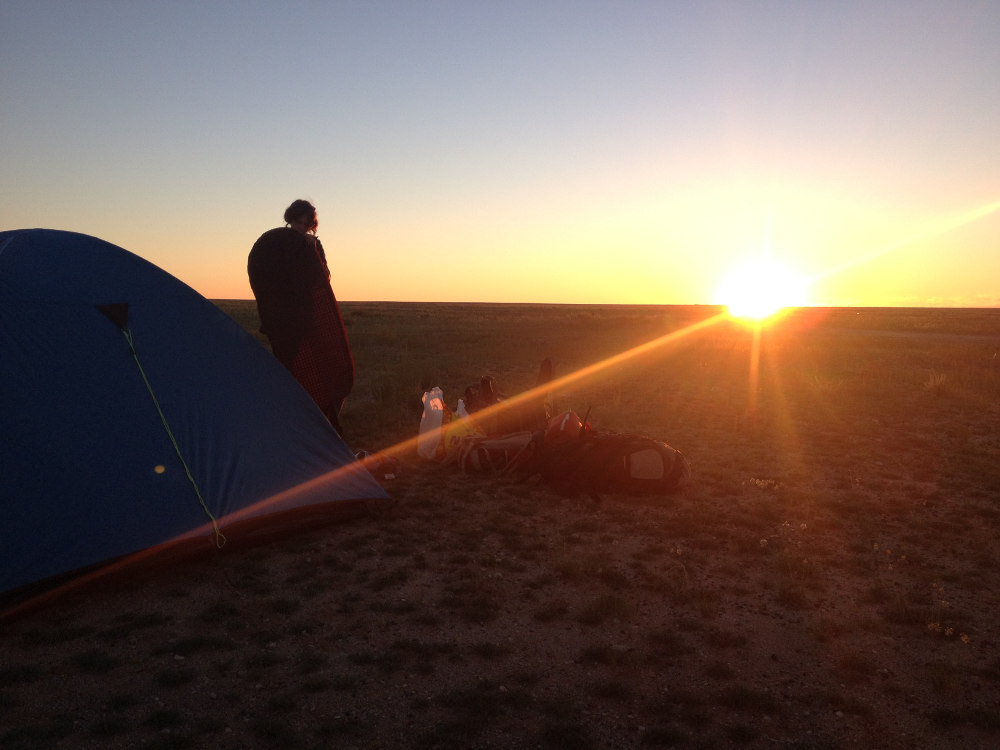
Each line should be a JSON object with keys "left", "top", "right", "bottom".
{"left": 536, "top": 431, "right": 690, "bottom": 499}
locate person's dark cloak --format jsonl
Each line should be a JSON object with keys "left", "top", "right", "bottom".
{"left": 248, "top": 227, "right": 354, "bottom": 429}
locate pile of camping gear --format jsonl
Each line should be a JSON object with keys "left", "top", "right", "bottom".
{"left": 417, "top": 359, "right": 689, "bottom": 500}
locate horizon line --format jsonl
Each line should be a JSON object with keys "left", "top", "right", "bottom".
{"left": 210, "top": 299, "right": 1000, "bottom": 310}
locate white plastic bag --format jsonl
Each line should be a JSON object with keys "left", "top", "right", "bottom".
{"left": 417, "top": 387, "right": 448, "bottom": 460}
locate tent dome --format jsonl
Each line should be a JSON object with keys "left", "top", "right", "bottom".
{"left": 0, "top": 229, "right": 387, "bottom": 596}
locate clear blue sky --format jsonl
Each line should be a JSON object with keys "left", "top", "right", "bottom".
{"left": 2, "top": 1, "right": 998, "bottom": 305}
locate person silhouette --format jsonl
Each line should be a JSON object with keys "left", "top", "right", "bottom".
{"left": 248, "top": 199, "right": 354, "bottom": 434}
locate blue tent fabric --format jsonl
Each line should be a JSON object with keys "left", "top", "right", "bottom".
{"left": 0, "top": 229, "right": 388, "bottom": 594}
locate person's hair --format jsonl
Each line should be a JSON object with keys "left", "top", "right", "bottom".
{"left": 283, "top": 199, "right": 317, "bottom": 231}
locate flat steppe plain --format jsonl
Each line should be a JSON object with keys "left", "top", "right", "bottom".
{"left": 2, "top": 303, "right": 999, "bottom": 749}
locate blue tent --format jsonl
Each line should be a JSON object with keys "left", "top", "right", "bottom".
{"left": 0, "top": 228, "right": 387, "bottom": 595}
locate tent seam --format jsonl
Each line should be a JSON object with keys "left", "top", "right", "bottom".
{"left": 122, "top": 328, "right": 227, "bottom": 549}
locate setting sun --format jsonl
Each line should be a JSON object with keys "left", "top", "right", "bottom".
{"left": 716, "top": 258, "right": 809, "bottom": 321}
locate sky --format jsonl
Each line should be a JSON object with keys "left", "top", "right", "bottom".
{"left": 2, "top": 0, "right": 998, "bottom": 306}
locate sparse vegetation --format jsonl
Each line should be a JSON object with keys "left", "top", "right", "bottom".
{"left": 2, "top": 303, "right": 999, "bottom": 749}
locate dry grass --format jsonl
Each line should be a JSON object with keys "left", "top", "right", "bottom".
{"left": 2, "top": 302, "right": 999, "bottom": 749}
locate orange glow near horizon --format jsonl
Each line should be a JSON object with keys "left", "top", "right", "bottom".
{"left": 810, "top": 198, "right": 1000, "bottom": 293}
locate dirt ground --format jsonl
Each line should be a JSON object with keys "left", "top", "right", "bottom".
{"left": 2, "top": 452, "right": 998, "bottom": 750}
{"left": 3, "top": 304, "right": 999, "bottom": 749}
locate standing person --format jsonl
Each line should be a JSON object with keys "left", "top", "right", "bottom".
{"left": 248, "top": 199, "right": 354, "bottom": 434}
